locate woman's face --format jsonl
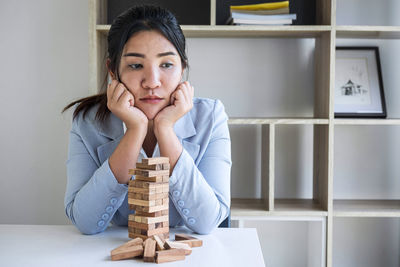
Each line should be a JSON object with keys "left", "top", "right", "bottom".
{"left": 117, "top": 30, "right": 183, "bottom": 120}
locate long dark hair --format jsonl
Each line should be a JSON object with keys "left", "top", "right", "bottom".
{"left": 62, "top": 5, "right": 188, "bottom": 121}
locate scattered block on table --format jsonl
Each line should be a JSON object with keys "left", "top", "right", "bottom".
{"left": 110, "top": 238, "right": 144, "bottom": 261}
{"left": 136, "top": 162, "right": 170, "bottom": 171}
{"left": 143, "top": 238, "right": 156, "bottom": 262}
{"left": 155, "top": 249, "right": 185, "bottom": 264}
{"left": 153, "top": 234, "right": 166, "bottom": 251}
{"left": 164, "top": 240, "right": 192, "bottom": 255}
{"left": 142, "top": 157, "right": 169, "bottom": 165}
{"left": 175, "top": 234, "right": 203, "bottom": 247}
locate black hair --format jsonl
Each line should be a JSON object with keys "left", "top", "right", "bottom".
{"left": 62, "top": 5, "right": 188, "bottom": 121}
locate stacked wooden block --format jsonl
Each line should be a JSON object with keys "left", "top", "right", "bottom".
{"left": 128, "top": 157, "right": 170, "bottom": 240}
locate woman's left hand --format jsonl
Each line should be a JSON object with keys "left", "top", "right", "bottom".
{"left": 154, "top": 81, "right": 194, "bottom": 130}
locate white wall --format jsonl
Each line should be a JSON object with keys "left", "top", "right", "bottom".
{"left": 0, "top": 0, "right": 89, "bottom": 224}
{"left": 0, "top": 0, "right": 399, "bottom": 266}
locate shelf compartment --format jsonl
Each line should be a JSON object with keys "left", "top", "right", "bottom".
{"left": 334, "top": 125, "right": 400, "bottom": 200}
{"left": 241, "top": 218, "right": 326, "bottom": 267}
{"left": 96, "top": 25, "right": 332, "bottom": 38}
{"left": 333, "top": 217, "right": 400, "bottom": 267}
{"left": 231, "top": 198, "right": 270, "bottom": 217}
{"left": 274, "top": 199, "right": 328, "bottom": 216}
{"left": 336, "top": 26, "right": 400, "bottom": 39}
{"left": 334, "top": 119, "right": 400, "bottom": 125}
{"left": 228, "top": 118, "right": 329, "bottom": 125}
{"left": 275, "top": 125, "right": 331, "bottom": 213}
{"left": 333, "top": 199, "right": 400, "bottom": 217}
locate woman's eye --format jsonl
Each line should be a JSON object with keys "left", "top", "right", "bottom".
{"left": 161, "top": 63, "right": 173, "bottom": 68}
{"left": 129, "top": 64, "right": 143, "bottom": 69}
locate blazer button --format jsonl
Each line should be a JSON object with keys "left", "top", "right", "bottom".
{"left": 101, "top": 213, "right": 110, "bottom": 220}
{"left": 105, "top": 206, "right": 113, "bottom": 213}
{"left": 173, "top": 191, "right": 180, "bottom": 198}
{"left": 182, "top": 208, "right": 189, "bottom": 215}
{"left": 97, "top": 220, "right": 105, "bottom": 227}
{"left": 178, "top": 200, "right": 185, "bottom": 207}
{"left": 187, "top": 217, "right": 196, "bottom": 225}
{"left": 110, "top": 197, "right": 118, "bottom": 205}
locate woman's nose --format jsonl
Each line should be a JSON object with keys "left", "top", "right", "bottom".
{"left": 141, "top": 66, "right": 161, "bottom": 89}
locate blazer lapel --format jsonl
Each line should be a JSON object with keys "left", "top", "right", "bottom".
{"left": 96, "top": 113, "right": 124, "bottom": 165}
{"left": 174, "top": 113, "right": 200, "bottom": 161}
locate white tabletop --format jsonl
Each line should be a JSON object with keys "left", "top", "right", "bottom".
{"left": 0, "top": 224, "right": 265, "bottom": 267}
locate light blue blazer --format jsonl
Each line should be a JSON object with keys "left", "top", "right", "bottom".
{"left": 65, "top": 97, "right": 231, "bottom": 235}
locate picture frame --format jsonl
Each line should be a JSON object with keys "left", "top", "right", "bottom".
{"left": 335, "top": 47, "right": 387, "bottom": 118}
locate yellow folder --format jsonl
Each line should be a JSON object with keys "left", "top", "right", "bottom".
{"left": 230, "top": 1, "right": 289, "bottom": 11}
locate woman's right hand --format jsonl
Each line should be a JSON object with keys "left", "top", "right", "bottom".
{"left": 107, "top": 79, "right": 148, "bottom": 130}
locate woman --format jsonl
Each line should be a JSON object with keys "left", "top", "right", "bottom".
{"left": 63, "top": 5, "right": 231, "bottom": 235}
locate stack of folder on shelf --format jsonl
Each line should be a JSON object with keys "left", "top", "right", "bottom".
{"left": 227, "top": 1, "right": 296, "bottom": 25}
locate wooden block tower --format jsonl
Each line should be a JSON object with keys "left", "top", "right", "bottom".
{"left": 128, "top": 157, "right": 170, "bottom": 240}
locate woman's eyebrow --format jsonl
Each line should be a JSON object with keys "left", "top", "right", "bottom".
{"left": 123, "top": 51, "right": 177, "bottom": 58}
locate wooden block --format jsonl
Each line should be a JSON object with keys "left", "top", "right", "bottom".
{"left": 161, "top": 209, "right": 168, "bottom": 216}
{"left": 129, "top": 221, "right": 166, "bottom": 230}
{"left": 129, "top": 169, "right": 169, "bottom": 177}
{"left": 134, "top": 175, "right": 166, "bottom": 183}
{"left": 136, "top": 162, "right": 170, "bottom": 171}
{"left": 142, "top": 157, "right": 169, "bottom": 165}
{"left": 128, "top": 192, "right": 168, "bottom": 201}
{"left": 129, "top": 232, "right": 151, "bottom": 240}
{"left": 129, "top": 214, "right": 169, "bottom": 224}
{"left": 143, "top": 238, "right": 156, "bottom": 262}
{"left": 155, "top": 249, "right": 185, "bottom": 263}
{"left": 175, "top": 233, "right": 203, "bottom": 247}
{"left": 175, "top": 239, "right": 203, "bottom": 248}
{"left": 153, "top": 234, "right": 166, "bottom": 251}
{"left": 128, "top": 198, "right": 156, "bottom": 207}
{"left": 128, "top": 186, "right": 156, "bottom": 194}
{"left": 133, "top": 204, "right": 169, "bottom": 213}
{"left": 110, "top": 238, "right": 144, "bottom": 261}
{"left": 162, "top": 183, "right": 169, "bottom": 193}
{"left": 134, "top": 211, "right": 163, "bottom": 217}
{"left": 164, "top": 240, "right": 192, "bottom": 255}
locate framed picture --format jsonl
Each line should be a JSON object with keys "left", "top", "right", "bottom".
{"left": 335, "top": 47, "right": 387, "bottom": 118}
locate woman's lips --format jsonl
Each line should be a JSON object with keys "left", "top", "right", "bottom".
{"left": 140, "top": 96, "right": 164, "bottom": 104}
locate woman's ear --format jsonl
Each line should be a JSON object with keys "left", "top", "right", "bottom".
{"left": 106, "top": 59, "right": 116, "bottom": 80}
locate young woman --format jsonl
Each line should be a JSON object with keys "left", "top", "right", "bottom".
{"left": 63, "top": 5, "right": 231, "bottom": 235}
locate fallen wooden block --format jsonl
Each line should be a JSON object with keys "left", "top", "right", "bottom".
{"left": 153, "top": 234, "right": 166, "bottom": 251}
{"left": 164, "top": 240, "right": 192, "bottom": 255}
{"left": 175, "top": 233, "right": 203, "bottom": 247}
{"left": 110, "top": 237, "right": 144, "bottom": 261}
{"left": 155, "top": 249, "right": 185, "bottom": 264}
{"left": 143, "top": 238, "right": 156, "bottom": 262}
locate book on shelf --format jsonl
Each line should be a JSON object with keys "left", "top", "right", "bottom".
{"left": 230, "top": 1, "right": 289, "bottom": 11}
{"left": 227, "top": 1, "right": 296, "bottom": 26}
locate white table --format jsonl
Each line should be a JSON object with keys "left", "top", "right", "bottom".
{"left": 0, "top": 225, "right": 265, "bottom": 267}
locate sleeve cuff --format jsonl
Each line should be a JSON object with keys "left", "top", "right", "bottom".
{"left": 95, "top": 158, "right": 128, "bottom": 193}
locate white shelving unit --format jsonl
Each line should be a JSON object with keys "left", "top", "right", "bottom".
{"left": 89, "top": 1, "right": 400, "bottom": 266}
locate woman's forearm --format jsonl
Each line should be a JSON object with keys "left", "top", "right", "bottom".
{"left": 154, "top": 126, "right": 182, "bottom": 174}
{"left": 109, "top": 126, "right": 147, "bottom": 184}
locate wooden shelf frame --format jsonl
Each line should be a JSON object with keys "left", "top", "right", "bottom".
{"left": 89, "top": 1, "right": 400, "bottom": 266}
